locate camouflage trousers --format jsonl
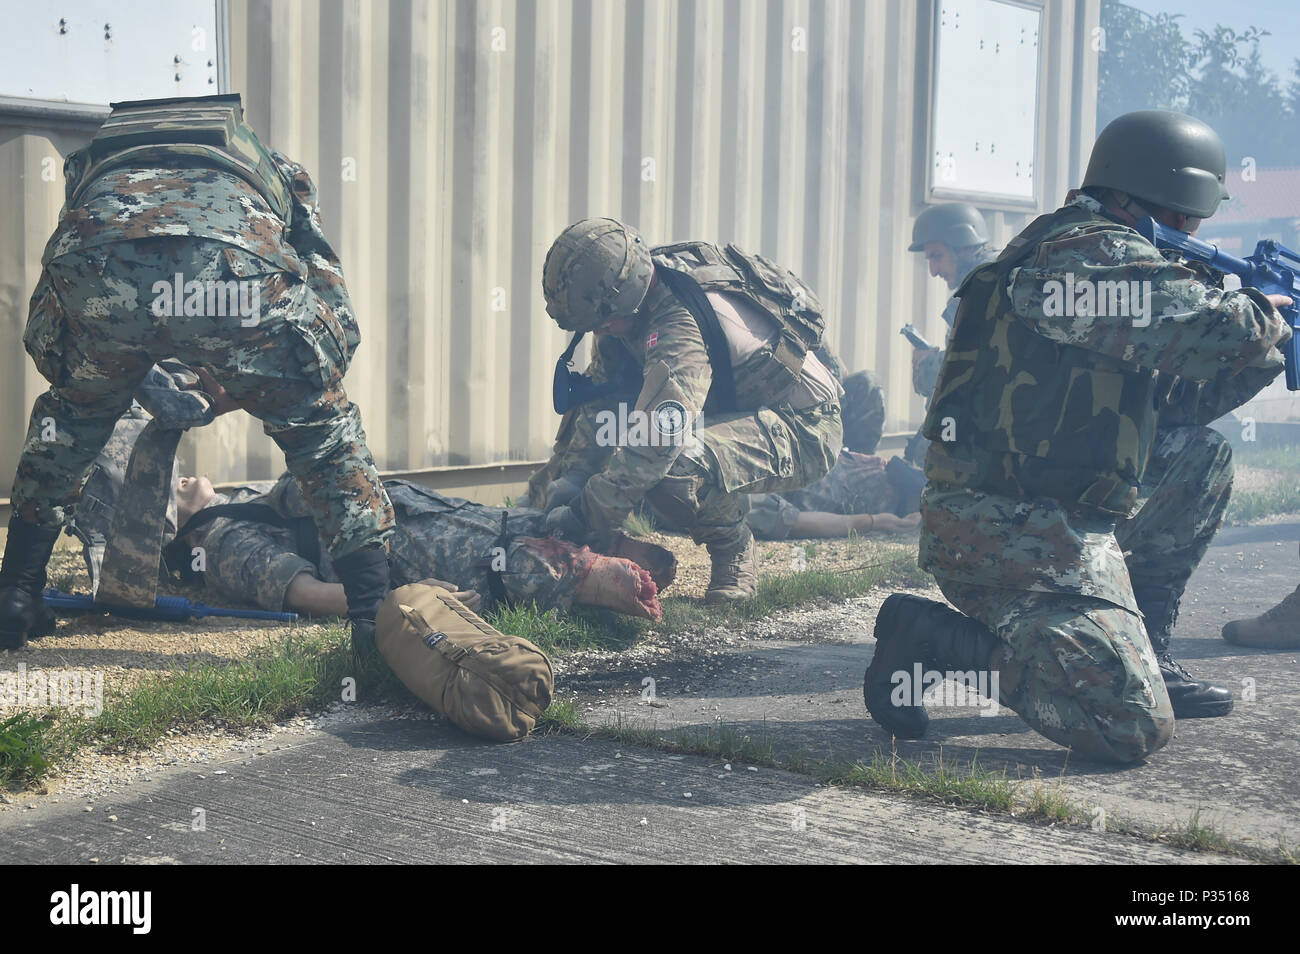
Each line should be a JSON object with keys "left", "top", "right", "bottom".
{"left": 935, "top": 579, "right": 1173, "bottom": 763}
{"left": 642, "top": 402, "right": 843, "bottom": 551}
{"left": 1116, "top": 424, "right": 1235, "bottom": 597}
{"left": 16, "top": 237, "right": 394, "bottom": 559}
{"left": 926, "top": 424, "right": 1231, "bottom": 763}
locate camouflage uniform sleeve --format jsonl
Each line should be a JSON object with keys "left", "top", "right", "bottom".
{"left": 198, "top": 518, "right": 317, "bottom": 612}
{"left": 1188, "top": 363, "right": 1282, "bottom": 424}
{"left": 577, "top": 301, "right": 713, "bottom": 531}
{"left": 1007, "top": 227, "right": 1289, "bottom": 382}
{"left": 270, "top": 151, "right": 360, "bottom": 361}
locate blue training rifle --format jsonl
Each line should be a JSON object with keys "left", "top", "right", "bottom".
{"left": 43, "top": 589, "right": 298, "bottom": 623}
{"left": 1136, "top": 216, "right": 1300, "bottom": 391}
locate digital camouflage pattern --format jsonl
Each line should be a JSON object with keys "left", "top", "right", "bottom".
{"left": 936, "top": 579, "right": 1173, "bottom": 764}
{"left": 1116, "top": 424, "right": 1233, "bottom": 598}
{"left": 572, "top": 280, "right": 842, "bottom": 552}
{"left": 67, "top": 362, "right": 216, "bottom": 599}
{"left": 186, "top": 476, "right": 585, "bottom": 613}
{"left": 526, "top": 337, "right": 621, "bottom": 507}
{"left": 915, "top": 191, "right": 1289, "bottom": 761}
{"left": 14, "top": 122, "right": 392, "bottom": 561}
{"left": 66, "top": 408, "right": 161, "bottom": 598}
{"left": 90, "top": 362, "right": 216, "bottom": 606}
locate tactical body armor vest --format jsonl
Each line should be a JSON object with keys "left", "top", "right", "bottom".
{"left": 651, "top": 242, "right": 827, "bottom": 410}
{"left": 923, "top": 205, "right": 1160, "bottom": 515}
{"left": 63, "top": 94, "right": 291, "bottom": 224}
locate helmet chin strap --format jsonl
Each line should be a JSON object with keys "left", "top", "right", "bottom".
{"left": 560, "top": 330, "right": 585, "bottom": 366}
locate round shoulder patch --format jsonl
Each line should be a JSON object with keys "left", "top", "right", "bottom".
{"left": 652, "top": 399, "right": 689, "bottom": 437}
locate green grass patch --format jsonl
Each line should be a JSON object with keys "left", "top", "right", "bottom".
{"left": 1225, "top": 485, "right": 1300, "bottom": 524}
{"left": 834, "top": 749, "right": 1018, "bottom": 811}
{"left": 537, "top": 696, "right": 584, "bottom": 730}
{"left": 0, "top": 625, "right": 414, "bottom": 791}
{"left": 1232, "top": 442, "right": 1300, "bottom": 472}
{"left": 487, "top": 602, "right": 642, "bottom": 654}
{"left": 1024, "top": 778, "right": 1079, "bottom": 824}
{"left": 621, "top": 511, "right": 657, "bottom": 538}
{"left": 666, "top": 550, "right": 922, "bottom": 631}
{"left": 0, "top": 712, "right": 60, "bottom": 789}
{"left": 78, "top": 628, "right": 403, "bottom": 752}
{"left": 1157, "top": 807, "right": 1236, "bottom": 854}
{"left": 1226, "top": 442, "right": 1300, "bottom": 523}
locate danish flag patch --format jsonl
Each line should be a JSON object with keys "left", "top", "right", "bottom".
{"left": 647, "top": 332, "right": 658, "bottom": 348}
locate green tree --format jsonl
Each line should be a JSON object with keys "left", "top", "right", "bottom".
{"left": 1097, "top": 1, "right": 1299, "bottom": 167}
{"left": 1097, "top": 3, "right": 1190, "bottom": 121}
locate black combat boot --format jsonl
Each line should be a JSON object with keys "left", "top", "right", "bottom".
{"left": 1133, "top": 584, "right": 1233, "bottom": 719}
{"left": 863, "top": 593, "right": 1002, "bottom": 738}
{"left": 0, "top": 516, "right": 61, "bottom": 650}
{"left": 334, "top": 546, "right": 392, "bottom": 656}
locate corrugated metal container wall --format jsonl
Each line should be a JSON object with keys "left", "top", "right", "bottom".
{"left": 0, "top": 0, "right": 1100, "bottom": 495}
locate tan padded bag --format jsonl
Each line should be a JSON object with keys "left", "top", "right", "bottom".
{"left": 376, "top": 583, "right": 553, "bottom": 742}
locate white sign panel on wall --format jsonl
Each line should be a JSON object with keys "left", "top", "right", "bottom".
{"left": 0, "top": 0, "right": 225, "bottom": 107}
{"left": 928, "top": 0, "right": 1043, "bottom": 207}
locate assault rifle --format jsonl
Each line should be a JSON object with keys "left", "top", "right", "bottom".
{"left": 43, "top": 589, "right": 298, "bottom": 623}
{"left": 1136, "top": 217, "right": 1300, "bottom": 390}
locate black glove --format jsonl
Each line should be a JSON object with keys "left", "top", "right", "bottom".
{"left": 545, "top": 504, "right": 591, "bottom": 543}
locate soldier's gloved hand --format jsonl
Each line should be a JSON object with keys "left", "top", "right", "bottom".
{"left": 545, "top": 504, "right": 591, "bottom": 543}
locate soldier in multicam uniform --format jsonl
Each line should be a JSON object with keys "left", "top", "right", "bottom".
{"left": 533, "top": 363, "right": 922, "bottom": 541}
{"left": 904, "top": 203, "right": 998, "bottom": 465}
{"left": 540, "top": 218, "right": 844, "bottom": 602}
{"left": 0, "top": 94, "right": 394, "bottom": 652}
{"left": 863, "top": 110, "right": 1293, "bottom": 763}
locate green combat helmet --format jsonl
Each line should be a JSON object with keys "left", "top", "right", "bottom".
{"left": 543, "top": 218, "right": 655, "bottom": 332}
{"left": 1082, "top": 109, "right": 1230, "bottom": 219}
{"left": 908, "top": 203, "right": 989, "bottom": 252}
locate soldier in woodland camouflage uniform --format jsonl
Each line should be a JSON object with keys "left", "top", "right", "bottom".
{"left": 541, "top": 219, "right": 843, "bottom": 602}
{"left": 864, "top": 110, "right": 1293, "bottom": 763}
{"left": 904, "top": 204, "right": 998, "bottom": 465}
{"left": 0, "top": 95, "right": 393, "bottom": 652}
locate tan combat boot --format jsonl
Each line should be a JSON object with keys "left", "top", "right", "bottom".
{"left": 704, "top": 532, "right": 757, "bottom": 604}
{"left": 1222, "top": 584, "right": 1300, "bottom": 649}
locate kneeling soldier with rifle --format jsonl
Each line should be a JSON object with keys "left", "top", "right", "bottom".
{"left": 864, "top": 110, "right": 1292, "bottom": 763}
